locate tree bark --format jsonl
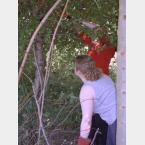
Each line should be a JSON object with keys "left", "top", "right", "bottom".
{"left": 116, "top": 0, "right": 126, "bottom": 145}
{"left": 33, "top": 35, "right": 51, "bottom": 145}
{"left": 33, "top": 35, "right": 45, "bottom": 102}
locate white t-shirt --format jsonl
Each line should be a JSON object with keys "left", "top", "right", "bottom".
{"left": 79, "top": 74, "right": 117, "bottom": 138}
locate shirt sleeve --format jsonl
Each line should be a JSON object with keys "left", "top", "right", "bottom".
{"left": 79, "top": 85, "right": 94, "bottom": 138}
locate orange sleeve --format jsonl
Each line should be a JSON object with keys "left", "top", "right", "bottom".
{"left": 87, "top": 48, "right": 115, "bottom": 75}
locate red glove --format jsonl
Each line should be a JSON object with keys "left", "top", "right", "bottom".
{"left": 77, "top": 136, "right": 91, "bottom": 145}
{"left": 78, "top": 32, "right": 93, "bottom": 47}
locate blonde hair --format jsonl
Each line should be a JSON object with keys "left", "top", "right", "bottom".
{"left": 75, "top": 55, "right": 102, "bottom": 81}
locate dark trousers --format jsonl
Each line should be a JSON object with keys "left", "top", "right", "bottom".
{"left": 106, "top": 119, "right": 117, "bottom": 145}
{"left": 88, "top": 114, "right": 108, "bottom": 145}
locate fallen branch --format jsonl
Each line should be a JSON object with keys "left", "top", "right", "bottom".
{"left": 18, "top": 0, "right": 62, "bottom": 84}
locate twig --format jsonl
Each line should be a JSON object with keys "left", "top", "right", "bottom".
{"left": 22, "top": 71, "right": 50, "bottom": 145}
{"left": 93, "top": 0, "right": 101, "bottom": 10}
{"left": 90, "top": 128, "right": 100, "bottom": 145}
{"left": 18, "top": 90, "right": 32, "bottom": 113}
{"left": 23, "top": 72, "right": 33, "bottom": 83}
{"left": 32, "top": 86, "right": 50, "bottom": 145}
{"left": 56, "top": 102, "right": 79, "bottom": 127}
{"left": 18, "top": 94, "right": 32, "bottom": 113}
{"left": 49, "top": 102, "right": 79, "bottom": 137}
{"left": 49, "top": 104, "right": 68, "bottom": 127}
{"left": 18, "top": 0, "right": 62, "bottom": 84}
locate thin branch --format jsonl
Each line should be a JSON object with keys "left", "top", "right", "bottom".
{"left": 18, "top": 91, "right": 32, "bottom": 113}
{"left": 56, "top": 102, "right": 79, "bottom": 127}
{"left": 18, "top": 0, "right": 62, "bottom": 84}
{"left": 49, "top": 102, "right": 79, "bottom": 137}
{"left": 23, "top": 72, "right": 33, "bottom": 84}
{"left": 93, "top": 0, "right": 101, "bottom": 10}
{"left": 90, "top": 128, "right": 100, "bottom": 145}
{"left": 49, "top": 104, "right": 68, "bottom": 127}
{"left": 32, "top": 86, "right": 50, "bottom": 145}
{"left": 18, "top": 95, "right": 32, "bottom": 113}
{"left": 22, "top": 71, "right": 50, "bottom": 145}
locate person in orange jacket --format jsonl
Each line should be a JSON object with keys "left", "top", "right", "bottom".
{"left": 63, "top": 13, "right": 116, "bottom": 75}
{"left": 78, "top": 32, "right": 116, "bottom": 76}
{"left": 76, "top": 33, "right": 117, "bottom": 145}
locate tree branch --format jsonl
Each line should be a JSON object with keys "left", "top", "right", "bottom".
{"left": 18, "top": 0, "right": 62, "bottom": 84}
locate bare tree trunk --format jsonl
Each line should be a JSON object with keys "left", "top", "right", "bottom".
{"left": 116, "top": 0, "right": 126, "bottom": 145}
{"left": 33, "top": 35, "right": 45, "bottom": 102}
{"left": 33, "top": 35, "right": 50, "bottom": 145}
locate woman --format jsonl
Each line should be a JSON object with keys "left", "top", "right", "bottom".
{"left": 75, "top": 55, "right": 117, "bottom": 145}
